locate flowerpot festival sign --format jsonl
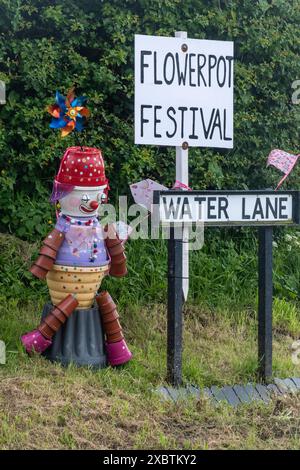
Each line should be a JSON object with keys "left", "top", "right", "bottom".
{"left": 135, "top": 34, "right": 234, "bottom": 148}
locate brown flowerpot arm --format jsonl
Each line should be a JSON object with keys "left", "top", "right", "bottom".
{"left": 104, "top": 224, "right": 127, "bottom": 278}
{"left": 30, "top": 228, "right": 65, "bottom": 280}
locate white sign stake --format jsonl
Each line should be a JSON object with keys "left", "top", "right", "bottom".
{"left": 175, "top": 31, "right": 189, "bottom": 302}
{"left": 0, "top": 340, "right": 6, "bottom": 365}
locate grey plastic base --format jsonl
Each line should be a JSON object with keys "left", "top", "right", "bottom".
{"left": 41, "top": 303, "right": 107, "bottom": 369}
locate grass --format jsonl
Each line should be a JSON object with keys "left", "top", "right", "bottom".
{"left": 1, "top": 299, "right": 300, "bottom": 450}
{"left": 0, "top": 231, "right": 300, "bottom": 449}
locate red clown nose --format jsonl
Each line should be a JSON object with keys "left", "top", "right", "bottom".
{"left": 90, "top": 201, "right": 99, "bottom": 210}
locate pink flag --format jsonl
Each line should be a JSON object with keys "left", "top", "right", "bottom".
{"left": 267, "top": 149, "right": 299, "bottom": 190}
{"left": 173, "top": 180, "right": 192, "bottom": 191}
{"left": 130, "top": 179, "right": 168, "bottom": 211}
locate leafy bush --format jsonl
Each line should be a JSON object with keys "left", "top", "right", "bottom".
{"left": 1, "top": 229, "right": 299, "bottom": 314}
{"left": 0, "top": 233, "right": 47, "bottom": 300}
{"left": 0, "top": 0, "right": 300, "bottom": 241}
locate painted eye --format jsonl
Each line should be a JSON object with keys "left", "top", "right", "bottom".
{"left": 97, "top": 192, "right": 106, "bottom": 202}
{"left": 81, "top": 194, "right": 90, "bottom": 203}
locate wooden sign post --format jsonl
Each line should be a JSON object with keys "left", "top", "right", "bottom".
{"left": 258, "top": 226, "right": 273, "bottom": 380}
{"left": 167, "top": 225, "right": 183, "bottom": 386}
{"left": 155, "top": 190, "right": 300, "bottom": 385}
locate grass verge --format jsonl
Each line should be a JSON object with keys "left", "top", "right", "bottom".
{"left": 0, "top": 299, "right": 300, "bottom": 450}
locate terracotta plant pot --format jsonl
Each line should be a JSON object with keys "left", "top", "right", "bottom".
{"left": 38, "top": 294, "right": 79, "bottom": 339}
{"left": 109, "top": 263, "right": 127, "bottom": 277}
{"left": 30, "top": 264, "right": 48, "bottom": 279}
{"left": 96, "top": 291, "right": 124, "bottom": 343}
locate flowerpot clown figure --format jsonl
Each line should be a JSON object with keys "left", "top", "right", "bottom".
{"left": 21, "top": 89, "right": 132, "bottom": 368}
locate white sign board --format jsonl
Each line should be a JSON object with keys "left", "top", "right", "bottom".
{"left": 135, "top": 34, "right": 234, "bottom": 148}
{"left": 157, "top": 191, "right": 297, "bottom": 226}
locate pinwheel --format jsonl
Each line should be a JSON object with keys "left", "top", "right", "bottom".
{"left": 47, "top": 87, "right": 90, "bottom": 137}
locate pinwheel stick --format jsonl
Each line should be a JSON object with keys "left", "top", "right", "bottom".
{"left": 74, "top": 130, "right": 84, "bottom": 151}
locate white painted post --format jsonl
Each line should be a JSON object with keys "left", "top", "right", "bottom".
{"left": 175, "top": 31, "right": 189, "bottom": 302}
{"left": 0, "top": 80, "right": 5, "bottom": 105}
{"left": 0, "top": 340, "right": 6, "bottom": 365}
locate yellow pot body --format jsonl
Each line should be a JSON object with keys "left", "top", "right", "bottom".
{"left": 46, "top": 264, "right": 109, "bottom": 309}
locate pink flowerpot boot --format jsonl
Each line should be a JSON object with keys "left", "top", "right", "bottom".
{"left": 106, "top": 339, "right": 132, "bottom": 366}
{"left": 21, "top": 295, "right": 78, "bottom": 355}
{"left": 21, "top": 329, "right": 52, "bottom": 354}
{"left": 96, "top": 291, "right": 132, "bottom": 367}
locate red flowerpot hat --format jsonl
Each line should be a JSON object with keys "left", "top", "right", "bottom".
{"left": 50, "top": 146, "right": 108, "bottom": 202}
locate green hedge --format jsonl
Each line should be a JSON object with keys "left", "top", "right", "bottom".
{"left": 0, "top": 0, "right": 299, "bottom": 241}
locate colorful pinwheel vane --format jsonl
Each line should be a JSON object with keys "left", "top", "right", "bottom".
{"left": 47, "top": 88, "right": 90, "bottom": 137}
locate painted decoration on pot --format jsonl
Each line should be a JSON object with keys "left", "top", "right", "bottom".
{"left": 21, "top": 89, "right": 132, "bottom": 368}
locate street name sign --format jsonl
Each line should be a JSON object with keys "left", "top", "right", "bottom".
{"left": 155, "top": 190, "right": 300, "bottom": 226}
{"left": 158, "top": 189, "right": 300, "bottom": 385}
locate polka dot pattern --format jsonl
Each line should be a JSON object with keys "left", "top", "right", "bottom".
{"left": 47, "top": 264, "right": 108, "bottom": 309}
{"left": 55, "top": 147, "right": 106, "bottom": 187}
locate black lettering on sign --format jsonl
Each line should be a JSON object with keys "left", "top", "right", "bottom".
{"left": 195, "top": 197, "right": 206, "bottom": 219}
{"left": 209, "top": 109, "right": 222, "bottom": 140}
{"left": 189, "top": 107, "right": 198, "bottom": 140}
{"left": 226, "top": 56, "right": 234, "bottom": 88}
{"left": 208, "top": 55, "right": 217, "bottom": 87}
{"left": 242, "top": 198, "right": 250, "bottom": 219}
{"left": 223, "top": 109, "right": 232, "bottom": 141}
{"left": 140, "top": 105, "right": 152, "bottom": 137}
{"left": 154, "top": 105, "right": 162, "bottom": 138}
{"left": 166, "top": 107, "right": 177, "bottom": 138}
{"left": 189, "top": 53, "right": 196, "bottom": 87}
{"left": 217, "top": 56, "right": 226, "bottom": 87}
{"left": 163, "top": 52, "right": 175, "bottom": 85}
{"left": 207, "top": 197, "right": 217, "bottom": 219}
{"left": 154, "top": 51, "right": 162, "bottom": 84}
{"left": 175, "top": 53, "right": 188, "bottom": 85}
{"left": 218, "top": 197, "right": 229, "bottom": 219}
{"left": 252, "top": 198, "right": 264, "bottom": 219}
{"left": 181, "top": 197, "right": 192, "bottom": 219}
{"left": 140, "top": 51, "right": 152, "bottom": 83}
{"left": 266, "top": 197, "right": 278, "bottom": 219}
{"left": 139, "top": 49, "right": 233, "bottom": 88}
{"left": 200, "top": 108, "right": 216, "bottom": 139}
{"left": 279, "top": 197, "right": 288, "bottom": 219}
{"left": 197, "top": 54, "right": 207, "bottom": 86}
{"left": 178, "top": 106, "right": 188, "bottom": 139}
{"left": 162, "top": 196, "right": 181, "bottom": 219}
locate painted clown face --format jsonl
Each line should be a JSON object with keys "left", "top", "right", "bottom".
{"left": 59, "top": 186, "right": 107, "bottom": 217}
